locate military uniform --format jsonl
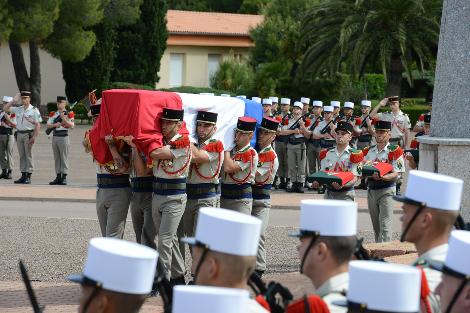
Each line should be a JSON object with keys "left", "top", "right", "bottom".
{"left": 221, "top": 117, "right": 258, "bottom": 215}
{"left": 313, "top": 119, "right": 336, "bottom": 150}
{"left": 363, "top": 141, "right": 405, "bottom": 242}
{"left": 11, "top": 92, "right": 42, "bottom": 183}
{"left": 412, "top": 244, "right": 448, "bottom": 292}
{"left": 252, "top": 117, "right": 279, "bottom": 274}
{"left": 355, "top": 117, "right": 373, "bottom": 150}
{"left": 185, "top": 111, "right": 224, "bottom": 238}
{"left": 0, "top": 101, "right": 16, "bottom": 179}
{"left": 377, "top": 111, "right": 411, "bottom": 147}
{"left": 319, "top": 145, "right": 362, "bottom": 201}
{"left": 152, "top": 112, "right": 191, "bottom": 280}
{"left": 305, "top": 108, "right": 323, "bottom": 178}
{"left": 316, "top": 272, "right": 348, "bottom": 313}
{"left": 47, "top": 98, "right": 74, "bottom": 185}
{"left": 274, "top": 102, "right": 291, "bottom": 188}
{"left": 286, "top": 102, "right": 307, "bottom": 192}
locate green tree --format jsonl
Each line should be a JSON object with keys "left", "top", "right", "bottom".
{"left": 210, "top": 57, "right": 255, "bottom": 95}
{"left": 112, "top": 0, "right": 168, "bottom": 85}
{"left": 301, "top": 0, "right": 441, "bottom": 96}
{"left": 239, "top": 0, "right": 269, "bottom": 14}
{"left": 0, "top": 0, "right": 13, "bottom": 42}
{"left": 6, "top": 0, "right": 103, "bottom": 106}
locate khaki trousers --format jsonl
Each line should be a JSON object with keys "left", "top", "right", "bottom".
{"left": 275, "top": 141, "right": 288, "bottom": 178}
{"left": 220, "top": 198, "right": 252, "bottom": 215}
{"left": 306, "top": 142, "right": 321, "bottom": 175}
{"left": 368, "top": 186, "right": 395, "bottom": 242}
{"left": 152, "top": 193, "right": 187, "bottom": 280}
{"left": 325, "top": 189, "right": 355, "bottom": 201}
{"left": 252, "top": 198, "right": 270, "bottom": 272}
{"left": 183, "top": 197, "right": 218, "bottom": 237}
{"left": 16, "top": 132, "right": 34, "bottom": 173}
{"left": 0, "top": 134, "right": 14, "bottom": 170}
{"left": 130, "top": 191, "right": 156, "bottom": 249}
{"left": 96, "top": 187, "right": 131, "bottom": 238}
{"left": 52, "top": 136, "right": 70, "bottom": 174}
{"left": 287, "top": 143, "right": 306, "bottom": 183}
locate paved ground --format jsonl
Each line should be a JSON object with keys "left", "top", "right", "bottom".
{"left": 0, "top": 124, "right": 407, "bottom": 312}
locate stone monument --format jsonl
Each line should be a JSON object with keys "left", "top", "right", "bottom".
{"left": 418, "top": 0, "right": 470, "bottom": 219}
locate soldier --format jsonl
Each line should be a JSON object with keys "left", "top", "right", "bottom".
{"left": 302, "top": 100, "right": 323, "bottom": 189}
{"left": 221, "top": 117, "right": 258, "bottom": 214}
{"left": 269, "top": 96, "right": 279, "bottom": 115}
{"left": 289, "top": 199, "right": 358, "bottom": 313}
{"left": 435, "top": 230, "right": 470, "bottom": 313}
{"left": 281, "top": 101, "right": 306, "bottom": 193}
{"left": 182, "top": 207, "right": 269, "bottom": 313}
{"left": 406, "top": 114, "right": 431, "bottom": 170}
{"left": 395, "top": 170, "right": 463, "bottom": 291}
{"left": 47, "top": 96, "right": 74, "bottom": 185}
{"left": 262, "top": 98, "right": 273, "bottom": 118}
{"left": 370, "top": 96, "right": 411, "bottom": 195}
{"left": 0, "top": 96, "right": 16, "bottom": 179}
{"left": 363, "top": 120, "right": 405, "bottom": 242}
{"left": 413, "top": 95, "right": 432, "bottom": 133}
{"left": 185, "top": 111, "right": 223, "bottom": 238}
{"left": 312, "top": 121, "right": 363, "bottom": 201}
{"left": 3, "top": 91, "right": 42, "bottom": 184}
{"left": 341, "top": 102, "right": 356, "bottom": 124}
{"left": 121, "top": 136, "right": 156, "bottom": 249}
{"left": 273, "top": 98, "right": 291, "bottom": 189}
{"left": 301, "top": 97, "right": 310, "bottom": 115}
{"left": 313, "top": 106, "right": 336, "bottom": 151}
{"left": 331, "top": 101, "right": 341, "bottom": 118}
{"left": 343, "top": 261, "right": 421, "bottom": 313}
{"left": 354, "top": 100, "right": 374, "bottom": 150}
{"left": 68, "top": 237, "right": 158, "bottom": 313}
{"left": 252, "top": 117, "right": 279, "bottom": 276}
{"left": 150, "top": 108, "right": 191, "bottom": 284}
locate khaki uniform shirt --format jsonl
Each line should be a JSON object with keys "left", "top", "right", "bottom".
{"left": 12, "top": 104, "right": 42, "bottom": 131}
{"left": 354, "top": 114, "right": 372, "bottom": 135}
{"left": 413, "top": 244, "right": 448, "bottom": 292}
{"left": 153, "top": 134, "right": 192, "bottom": 179}
{"left": 47, "top": 111, "right": 75, "bottom": 131}
{"left": 314, "top": 119, "right": 335, "bottom": 140}
{"left": 320, "top": 146, "right": 362, "bottom": 176}
{"left": 364, "top": 143, "right": 405, "bottom": 173}
{"left": 287, "top": 115, "right": 304, "bottom": 140}
{"left": 255, "top": 145, "right": 279, "bottom": 185}
{"left": 316, "top": 272, "right": 349, "bottom": 313}
{"left": 188, "top": 138, "right": 224, "bottom": 184}
{"left": 378, "top": 111, "right": 411, "bottom": 139}
{"left": 222, "top": 143, "right": 258, "bottom": 185}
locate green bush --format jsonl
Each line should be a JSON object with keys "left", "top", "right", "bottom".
{"left": 338, "top": 74, "right": 386, "bottom": 103}
{"left": 160, "top": 86, "right": 235, "bottom": 96}
{"left": 210, "top": 58, "right": 256, "bottom": 96}
{"left": 107, "top": 81, "right": 155, "bottom": 90}
{"left": 73, "top": 102, "right": 91, "bottom": 122}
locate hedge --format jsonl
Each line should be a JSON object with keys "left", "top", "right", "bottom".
{"left": 107, "top": 82, "right": 235, "bottom": 96}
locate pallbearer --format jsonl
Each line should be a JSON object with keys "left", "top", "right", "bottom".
{"left": 47, "top": 96, "right": 75, "bottom": 185}
{"left": 221, "top": 117, "right": 258, "bottom": 215}
{"left": 252, "top": 117, "right": 279, "bottom": 276}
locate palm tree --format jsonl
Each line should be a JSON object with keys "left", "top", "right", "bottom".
{"left": 300, "top": 0, "right": 441, "bottom": 95}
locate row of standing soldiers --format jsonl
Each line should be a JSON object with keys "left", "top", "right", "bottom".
{"left": 83, "top": 101, "right": 281, "bottom": 286}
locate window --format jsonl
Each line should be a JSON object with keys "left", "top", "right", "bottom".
{"left": 208, "top": 54, "right": 222, "bottom": 85}
{"left": 170, "top": 53, "right": 184, "bottom": 87}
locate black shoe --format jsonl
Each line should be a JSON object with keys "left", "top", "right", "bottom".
{"left": 24, "top": 173, "right": 31, "bottom": 184}
{"left": 169, "top": 276, "right": 186, "bottom": 287}
{"left": 254, "top": 270, "right": 265, "bottom": 278}
{"left": 14, "top": 172, "right": 27, "bottom": 184}
{"left": 0, "top": 169, "right": 6, "bottom": 179}
{"left": 49, "top": 174, "right": 61, "bottom": 185}
{"left": 148, "top": 288, "right": 159, "bottom": 297}
{"left": 273, "top": 176, "right": 279, "bottom": 189}
{"left": 59, "top": 174, "right": 67, "bottom": 185}
{"left": 318, "top": 185, "right": 326, "bottom": 194}
{"left": 279, "top": 178, "right": 287, "bottom": 190}
{"left": 296, "top": 183, "right": 305, "bottom": 193}
{"left": 5, "top": 170, "right": 12, "bottom": 179}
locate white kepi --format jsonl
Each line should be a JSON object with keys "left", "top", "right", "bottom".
{"left": 290, "top": 200, "right": 357, "bottom": 237}
{"left": 312, "top": 100, "right": 323, "bottom": 107}
{"left": 301, "top": 97, "right": 310, "bottom": 105}
{"left": 173, "top": 285, "right": 249, "bottom": 313}
{"left": 262, "top": 98, "right": 273, "bottom": 105}
{"left": 280, "top": 98, "right": 291, "bottom": 105}
{"left": 394, "top": 170, "right": 463, "bottom": 211}
{"left": 269, "top": 96, "right": 279, "bottom": 103}
{"left": 344, "top": 101, "right": 354, "bottom": 109}
{"left": 330, "top": 101, "right": 340, "bottom": 108}
{"left": 345, "top": 261, "right": 421, "bottom": 313}
{"left": 182, "top": 207, "right": 262, "bottom": 256}
{"left": 2, "top": 96, "right": 13, "bottom": 103}
{"left": 323, "top": 106, "right": 334, "bottom": 113}
{"left": 68, "top": 237, "right": 158, "bottom": 295}
{"left": 252, "top": 97, "right": 262, "bottom": 103}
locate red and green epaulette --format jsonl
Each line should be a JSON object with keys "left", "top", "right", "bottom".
{"left": 319, "top": 149, "right": 329, "bottom": 161}
{"left": 362, "top": 145, "right": 376, "bottom": 157}
{"left": 388, "top": 144, "right": 403, "bottom": 161}
{"left": 169, "top": 134, "right": 190, "bottom": 149}
{"left": 355, "top": 117, "right": 362, "bottom": 126}
{"left": 68, "top": 111, "right": 75, "bottom": 118}
{"left": 258, "top": 149, "right": 276, "bottom": 163}
{"left": 350, "top": 149, "right": 364, "bottom": 163}
{"left": 49, "top": 111, "right": 55, "bottom": 117}
{"left": 203, "top": 139, "right": 224, "bottom": 153}
{"left": 304, "top": 118, "right": 311, "bottom": 127}
{"left": 234, "top": 147, "right": 256, "bottom": 163}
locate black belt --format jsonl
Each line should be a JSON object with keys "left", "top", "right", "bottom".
{"left": 320, "top": 139, "right": 336, "bottom": 148}
{"left": 252, "top": 184, "right": 272, "bottom": 199}
{"left": 276, "top": 135, "right": 289, "bottom": 143}
{"left": 97, "top": 174, "right": 130, "bottom": 189}
{"left": 308, "top": 138, "right": 321, "bottom": 146}
{"left": 131, "top": 176, "right": 154, "bottom": 192}
{"left": 221, "top": 183, "right": 252, "bottom": 199}
{"left": 368, "top": 181, "right": 396, "bottom": 190}
{"left": 358, "top": 134, "right": 372, "bottom": 142}
{"left": 17, "top": 130, "right": 34, "bottom": 134}
{"left": 53, "top": 130, "right": 69, "bottom": 137}
{"left": 187, "top": 183, "right": 218, "bottom": 199}
{"left": 0, "top": 127, "right": 13, "bottom": 135}
{"left": 327, "top": 186, "right": 354, "bottom": 192}
{"left": 288, "top": 137, "right": 305, "bottom": 145}
{"left": 153, "top": 177, "right": 186, "bottom": 195}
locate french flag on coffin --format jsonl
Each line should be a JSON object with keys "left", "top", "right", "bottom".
{"left": 89, "top": 89, "right": 262, "bottom": 166}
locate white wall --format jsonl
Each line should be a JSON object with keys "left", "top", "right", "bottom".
{"left": 0, "top": 43, "right": 65, "bottom": 105}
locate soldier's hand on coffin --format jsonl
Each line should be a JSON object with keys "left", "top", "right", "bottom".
{"left": 371, "top": 172, "right": 381, "bottom": 181}
{"left": 405, "top": 152, "right": 413, "bottom": 161}
{"left": 122, "top": 135, "right": 136, "bottom": 148}
{"left": 104, "top": 134, "right": 115, "bottom": 146}
{"left": 331, "top": 182, "right": 342, "bottom": 190}
{"left": 312, "top": 181, "right": 320, "bottom": 189}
